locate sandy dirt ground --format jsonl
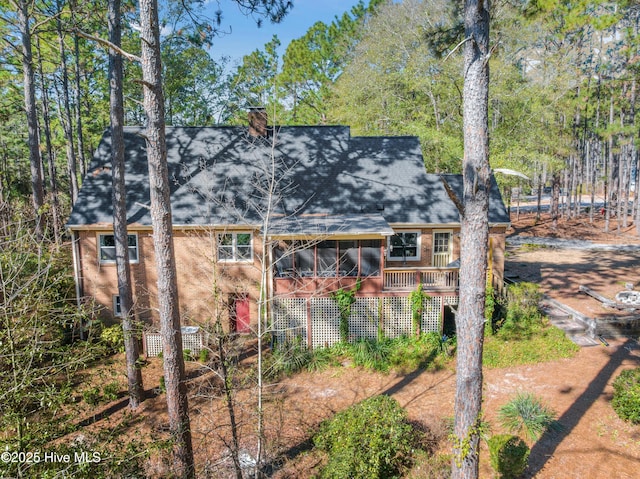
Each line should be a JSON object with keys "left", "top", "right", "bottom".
{"left": 506, "top": 212, "right": 640, "bottom": 320}
{"left": 73, "top": 211, "right": 640, "bottom": 478}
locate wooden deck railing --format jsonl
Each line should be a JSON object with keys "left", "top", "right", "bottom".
{"left": 383, "top": 267, "right": 459, "bottom": 291}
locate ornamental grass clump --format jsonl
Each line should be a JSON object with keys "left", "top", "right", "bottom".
{"left": 498, "top": 392, "right": 561, "bottom": 442}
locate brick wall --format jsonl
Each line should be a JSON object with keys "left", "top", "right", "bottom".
{"left": 75, "top": 228, "right": 261, "bottom": 330}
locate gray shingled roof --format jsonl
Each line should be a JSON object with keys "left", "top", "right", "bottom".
{"left": 66, "top": 126, "right": 509, "bottom": 230}
{"left": 440, "top": 174, "right": 511, "bottom": 225}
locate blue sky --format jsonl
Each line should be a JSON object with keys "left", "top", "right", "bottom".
{"left": 204, "top": 0, "right": 363, "bottom": 68}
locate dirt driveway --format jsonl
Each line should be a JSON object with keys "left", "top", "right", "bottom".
{"left": 506, "top": 212, "right": 640, "bottom": 320}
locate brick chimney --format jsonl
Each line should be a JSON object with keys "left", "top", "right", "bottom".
{"left": 248, "top": 107, "right": 268, "bottom": 137}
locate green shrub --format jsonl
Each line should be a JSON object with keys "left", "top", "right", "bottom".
{"left": 332, "top": 283, "right": 360, "bottom": 342}
{"left": 266, "top": 340, "right": 345, "bottom": 378}
{"left": 497, "top": 283, "right": 544, "bottom": 340}
{"left": 409, "top": 283, "right": 430, "bottom": 334}
{"left": 485, "top": 285, "right": 509, "bottom": 335}
{"left": 102, "top": 382, "right": 120, "bottom": 402}
{"left": 498, "top": 392, "right": 560, "bottom": 442}
{"left": 100, "top": 324, "right": 125, "bottom": 353}
{"left": 268, "top": 334, "right": 456, "bottom": 378}
{"left": 198, "top": 348, "right": 210, "bottom": 363}
{"left": 349, "top": 334, "right": 455, "bottom": 374}
{"left": 483, "top": 281, "right": 579, "bottom": 368}
{"left": 487, "top": 434, "right": 530, "bottom": 478}
{"left": 82, "top": 386, "right": 101, "bottom": 406}
{"left": 422, "top": 332, "right": 450, "bottom": 355}
{"left": 612, "top": 367, "right": 640, "bottom": 424}
{"left": 314, "top": 395, "right": 418, "bottom": 479}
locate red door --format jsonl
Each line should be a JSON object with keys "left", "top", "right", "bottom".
{"left": 232, "top": 296, "right": 251, "bottom": 334}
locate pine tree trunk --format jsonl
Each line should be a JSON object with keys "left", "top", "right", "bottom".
{"left": 605, "top": 94, "right": 615, "bottom": 232}
{"left": 551, "top": 173, "right": 561, "bottom": 229}
{"left": 74, "top": 32, "right": 87, "bottom": 179}
{"left": 535, "top": 171, "right": 542, "bottom": 221}
{"left": 589, "top": 139, "right": 596, "bottom": 223}
{"left": 629, "top": 79, "right": 638, "bottom": 229}
{"left": 35, "top": 34, "right": 61, "bottom": 242}
{"left": 108, "top": 0, "right": 144, "bottom": 410}
{"left": 635, "top": 153, "right": 640, "bottom": 236}
{"left": 16, "top": 0, "right": 45, "bottom": 238}
{"left": 452, "top": 1, "right": 490, "bottom": 478}
{"left": 55, "top": 9, "right": 79, "bottom": 204}
{"left": 562, "top": 168, "right": 570, "bottom": 219}
{"left": 139, "top": 0, "right": 194, "bottom": 476}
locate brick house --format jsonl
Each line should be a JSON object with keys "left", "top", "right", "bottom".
{"left": 67, "top": 112, "right": 510, "bottom": 347}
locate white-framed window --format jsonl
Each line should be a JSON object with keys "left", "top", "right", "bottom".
{"left": 98, "top": 233, "right": 138, "bottom": 264}
{"left": 217, "top": 232, "right": 253, "bottom": 262}
{"left": 388, "top": 231, "right": 420, "bottom": 261}
{"left": 432, "top": 230, "right": 452, "bottom": 267}
{"left": 113, "top": 295, "right": 122, "bottom": 317}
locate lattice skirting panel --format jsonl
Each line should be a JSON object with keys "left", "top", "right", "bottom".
{"left": 382, "top": 297, "right": 413, "bottom": 338}
{"left": 421, "top": 296, "right": 442, "bottom": 333}
{"left": 310, "top": 298, "right": 342, "bottom": 348}
{"left": 273, "top": 295, "right": 444, "bottom": 349}
{"left": 144, "top": 327, "right": 205, "bottom": 357}
{"left": 272, "top": 298, "right": 308, "bottom": 346}
{"left": 442, "top": 295, "right": 459, "bottom": 307}
{"left": 349, "top": 298, "right": 380, "bottom": 342}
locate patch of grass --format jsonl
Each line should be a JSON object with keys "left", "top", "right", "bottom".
{"left": 484, "top": 282, "right": 578, "bottom": 368}
{"left": 406, "top": 450, "right": 452, "bottom": 479}
{"left": 346, "top": 333, "right": 455, "bottom": 374}
{"left": 267, "top": 338, "right": 314, "bottom": 378}
{"left": 484, "top": 323, "right": 578, "bottom": 368}
{"left": 498, "top": 392, "right": 562, "bottom": 442}
{"left": 82, "top": 386, "right": 101, "bottom": 406}
{"left": 267, "top": 338, "right": 344, "bottom": 378}
{"left": 306, "top": 346, "right": 341, "bottom": 372}
{"left": 350, "top": 338, "right": 393, "bottom": 372}
{"left": 388, "top": 333, "right": 455, "bottom": 373}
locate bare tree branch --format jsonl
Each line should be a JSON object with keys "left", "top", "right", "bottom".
{"left": 73, "top": 28, "right": 141, "bottom": 63}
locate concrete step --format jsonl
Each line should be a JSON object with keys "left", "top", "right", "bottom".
{"left": 540, "top": 297, "right": 600, "bottom": 346}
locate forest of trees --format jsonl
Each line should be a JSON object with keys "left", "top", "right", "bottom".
{"left": 1, "top": 0, "right": 640, "bottom": 477}
{"left": 2, "top": 0, "right": 640, "bottom": 236}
